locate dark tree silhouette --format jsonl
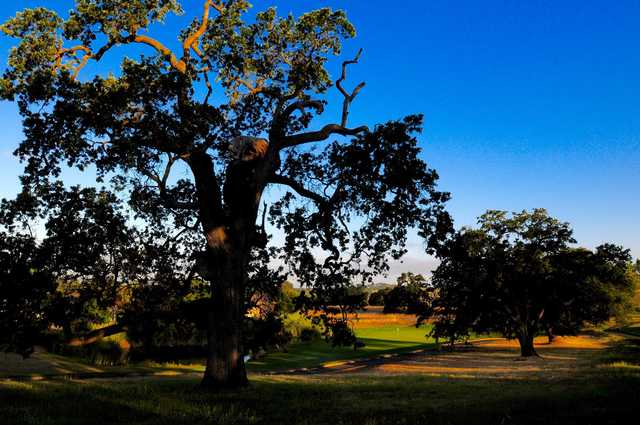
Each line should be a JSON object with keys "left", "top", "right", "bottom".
{"left": 1, "top": 1, "right": 451, "bottom": 388}
{"left": 383, "top": 272, "right": 432, "bottom": 314}
{"left": 0, "top": 232, "right": 55, "bottom": 357}
{"left": 428, "top": 209, "right": 636, "bottom": 357}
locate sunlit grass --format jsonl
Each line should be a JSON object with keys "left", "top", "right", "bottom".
{"left": 247, "top": 325, "right": 435, "bottom": 372}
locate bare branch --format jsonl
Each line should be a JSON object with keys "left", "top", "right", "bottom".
{"left": 269, "top": 174, "right": 329, "bottom": 207}
{"left": 141, "top": 156, "right": 197, "bottom": 210}
{"left": 281, "top": 124, "right": 369, "bottom": 149}
{"left": 336, "top": 48, "right": 366, "bottom": 127}
{"left": 134, "top": 35, "right": 186, "bottom": 73}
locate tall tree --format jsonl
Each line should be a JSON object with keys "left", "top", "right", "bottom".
{"left": 1, "top": 1, "right": 451, "bottom": 388}
{"left": 429, "top": 209, "right": 635, "bottom": 357}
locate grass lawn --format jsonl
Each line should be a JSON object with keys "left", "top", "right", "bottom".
{"left": 1, "top": 325, "right": 499, "bottom": 378}
{"left": 0, "top": 325, "right": 437, "bottom": 379}
{"left": 1, "top": 361, "right": 639, "bottom": 425}
{"left": 2, "top": 324, "right": 639, "bottom": 424}
{"left": 248, "top": 325, "right": 434, "bottom": 372}
{"left": 0, "top": 351, "right": 206, "bottom": 380}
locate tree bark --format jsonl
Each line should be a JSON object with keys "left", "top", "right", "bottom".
{"left": 546, "top": 327, "right": 555, "bottom": 344}
{"left": 201, "top": 253, "right": 249, "bottom": 389}
{"left": 188, "top": 144, "right": 270, "bottom": 390}
{"left": 517, "top": 330, "right": 538, "bottom": 357}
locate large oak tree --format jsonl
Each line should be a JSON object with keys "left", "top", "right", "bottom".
{"left": 1, "top": 1, "right": 451, "bottom": 388}
{"left": 427, "top": 209, "right": 636, "bottom": 357}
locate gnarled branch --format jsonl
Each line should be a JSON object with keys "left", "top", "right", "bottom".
{"left": 53, "top": 33, "right": 188, "bottom": 80}
{"left": 336, "top": 48, "right": 366, "bottom": 127}
{"left": 183, "top": 1, "right": 224, "bottom": 57}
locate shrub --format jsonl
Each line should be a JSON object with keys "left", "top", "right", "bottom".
{"left": 299, "top": 327, "right": 321, "bottom": 342}
{"left": 283, "top": 313, "right": 323, "bottom": 341}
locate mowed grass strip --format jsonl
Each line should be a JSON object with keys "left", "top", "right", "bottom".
{"left": 248, "top": 325, "right": 434, "bottom": 372}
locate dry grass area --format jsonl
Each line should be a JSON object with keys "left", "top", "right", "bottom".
{"left": 318, "top": 332, "right": 624, "bottom": 380}
{"left": 350, "top": 306, "right": 419, "bottom": 329}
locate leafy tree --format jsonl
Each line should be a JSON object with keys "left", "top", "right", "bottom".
{"left": 0, "top": 232, "right": 56, "bottom": 357}
{"left": 367, "top": 288, "right": 388, "bottom": 306}
{"left": 383, "top": 272, "right": 431, "bottom": 314}
{"left": 1, "top": 184, "right": 202, "bottom": 352}
{"left": 429, "top": 209, "right": 635, "bottom": 357}
{"left": 542, "top": 244, "right": 637, "bottom": 340}
{"left": 1, "top": 1, "right": 451, "bottom": 388}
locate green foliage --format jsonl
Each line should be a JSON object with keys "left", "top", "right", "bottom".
{"left": 0, "top": 233, "right": 56, "bottom": 357}
{"left": 203, "top": 4, "right": 355, "bottom": 98}
{"left": 1, "top": 0, "right": 451, "bottom": 385}
{"left": 277, "top": 281, "right": 300, "bottom": 314}
{"left": 0, "top": 7, "right": 61, "bottom": 98}
{"left": 383, "top": 272, "right": 432, "bottom": 314}
{"left": 66, "top": 0, "right": 183, "bottom": 42}
{"left": 429, "top": 209, "right": 636, "bottom": 355}
{"left": 367, "top": 288, "right": 388, "bottom": 306}
{"left": 282, "top": 312, "right": 321, "bottom": 341}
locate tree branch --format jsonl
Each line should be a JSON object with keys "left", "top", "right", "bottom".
{"left": 280, "top": 124, "right": 369, "bottom": 149}
{"left": 183, "top": 1, "right": 224, "bottom": 57}
{"left": 66, "top": 323, "right": 128, "bottom": 347}
{"left": 282, "top": 100, "right": 325, "bottom": 119}
{"left": 336, "top": 48, "right": 366, "bottom": 127}
{"left": 192, "top": 44, "right": 213, "bottom": 104}
{"left": 269, "top": 174, "right": 329, "bottom": 207}
{"left": 140, "top": 156, "right": 198, "bottom": 210}
{"left": 270, "top": 99, "right": 325, "bottom": 141}
{"left": 134, "top": 35, "right": 186, "bottom": 73}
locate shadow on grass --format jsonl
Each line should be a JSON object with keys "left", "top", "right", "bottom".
{"left": 1, "top": 370, "right": 639, "bottom": 425}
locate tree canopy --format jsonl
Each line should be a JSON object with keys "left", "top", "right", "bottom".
{"left": 0, "top": 1, "right": 451, "bottom": 388}
{"left": 427, "top": 209, "right": 636, "bottom": 356}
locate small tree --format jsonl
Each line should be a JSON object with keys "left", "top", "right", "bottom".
{"left": 383, "top": 272, "right": 431, "bottom": 314}
{"left": 367, "top": 288, "right": 388, "bottom": 306}
{"left": 430, "top": 209, "right": 636, "bottom": 357}
{"left": 1, "top": 1, "right": 451, "bottom": 388}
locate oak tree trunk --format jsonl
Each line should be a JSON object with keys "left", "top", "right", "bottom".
{"left": 201, "top": 252, "right": 249, "bottom": 389}
{"left": 517, "top": 330, "right": 538, "bottom": 357}
{"left": 189, "top": 144, "right": 270, "bottom": 390}
{"left": 546, "top": 327, "right": 555, "bottom": 344}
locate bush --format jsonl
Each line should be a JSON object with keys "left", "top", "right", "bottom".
{"left": 53, "top": 338, "right": 131, "bottom": 366}
{"left": 299, "top": 327, "right": 321, "bottom": 342}
{"left": 283, "top": 313, "right": 323, "bottom": 341}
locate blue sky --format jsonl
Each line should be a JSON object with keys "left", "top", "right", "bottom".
{"left": 0, "top": 1, "right": 638, "bottom": 276}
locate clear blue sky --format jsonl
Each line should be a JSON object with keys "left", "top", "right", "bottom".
{"left": 1, "top": 1, "right": 638, "bottom": 270}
